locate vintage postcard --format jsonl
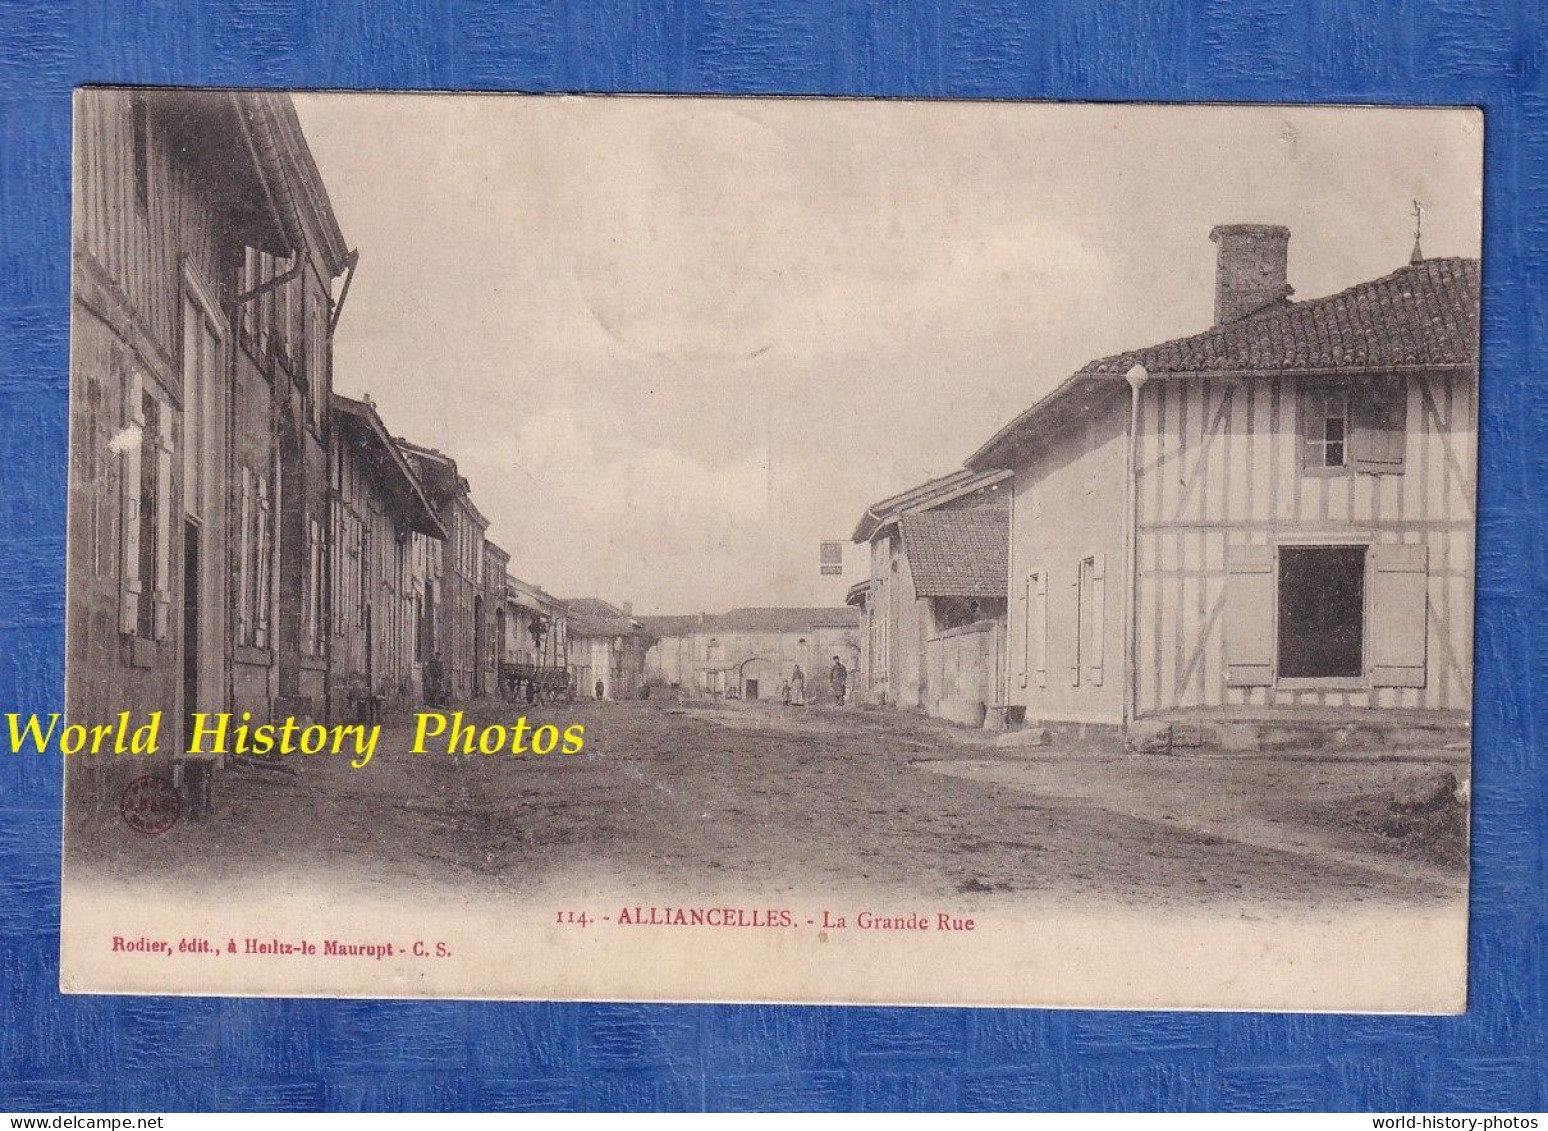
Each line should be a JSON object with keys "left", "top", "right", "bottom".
{"left": 57, "top": 92, "right": 1480, "bottom": 1010}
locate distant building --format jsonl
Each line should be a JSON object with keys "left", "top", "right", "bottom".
{"left": 565, "top": 598, "right": 648, "bottom": 700}
{"left": 500, "top": 574, "right": 571, "bottom": 699}
{"left": 967, "top": 225, "right": 1479, "bottom": 737}
{"left": 641, "top": 608, "right": 861, "bottom": 702}
{"left": 481, "top": 539, "right": 510, "bottom": 698}
{"left": 848, "top": 469, "right": 1010, "bottom": 716}
{"left": 329, "top": 394, "right": 447, "bottom": 718}
{"left": 397, "top": 441, "right": 490, "bottom": 701}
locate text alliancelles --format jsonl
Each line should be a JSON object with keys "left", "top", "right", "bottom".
{"left": 6, "top": 710, "right": 585, "bottom": 768}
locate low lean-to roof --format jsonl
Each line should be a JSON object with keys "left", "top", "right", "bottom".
{"left": 969, "top": 256, "right": 1480, "bottom": 470}
{"left": 850, "top": 467, "right": 1012, "bottom": 544}
{"left": 898, "top": 508, "right": 1009, "bottom": 599}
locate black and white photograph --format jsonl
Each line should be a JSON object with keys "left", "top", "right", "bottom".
{"left": 60, "top": 91, "right": 1481, "bottom": 1010}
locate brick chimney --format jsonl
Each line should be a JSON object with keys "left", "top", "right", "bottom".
{"left": 1209, "top": 224, "right": 1293, "bottom": 325}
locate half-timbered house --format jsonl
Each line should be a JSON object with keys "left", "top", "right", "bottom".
{"left": 967, "top": 224, "right": 1479, "bottom": 743}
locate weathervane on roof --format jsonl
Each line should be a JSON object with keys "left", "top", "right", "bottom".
{"left": 1411, "top": 199, "right": 1426, "bottom": 265}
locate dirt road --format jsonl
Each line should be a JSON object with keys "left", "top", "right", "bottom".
{"left": 70, "top": 698, "right": 1467, "bottom": 911}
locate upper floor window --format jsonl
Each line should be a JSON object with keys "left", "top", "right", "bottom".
{"left": 1300, "top": 379, "right": 1407, "bottom": 476}
{"left": 1303, "top": 387, "right": 1348, "bottom": 469}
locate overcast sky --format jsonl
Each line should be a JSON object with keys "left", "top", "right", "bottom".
{"left": 292, "top": 97, "right": 1481, "bottom": 616}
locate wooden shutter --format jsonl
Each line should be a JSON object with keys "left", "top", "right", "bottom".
{"left": 118, "top": 369, "right": 144, "bottom": 635}
{"left": 254, "top": 475, "right": 271, "bottom": 648}
{"left": 152, "top": 404, "right": 173, "bottom": 640}
{"left": 1369, "top": 543, "right": 1428, "bottom": 687}
{"left": 1225, "top": 543, "right": 1275, "bottom": 686}
{"left": 1032, "top": 571, "right": 1048, "bottom": 688}
{"left": 1087, "top": 554, "right": 1106, "bottom": 687}
{"left": 1350, "top": 377, "right": 1408, "bottom": 473}
{"left": 1069, "top": 564, "right": 1082, "bottom": 687}
{"left": 237, "top": 467, "right": 252, "bottom": 644}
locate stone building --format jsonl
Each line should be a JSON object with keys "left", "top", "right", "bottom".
{"left": 641, "top": 608, "right": 861, "bottom": 703}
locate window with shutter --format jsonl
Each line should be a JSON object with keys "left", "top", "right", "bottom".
{"left": 1369, "top": 544, "right": 1428, "bottom": 687}
{"left": 1302, "top": 379, "right": 1408, "bottom": 476}
{"left": 118, "top": 369, "right": 144, "bottom": 636}
{"left": 1225, "top": 544, "right": 1275, "bottom": 686}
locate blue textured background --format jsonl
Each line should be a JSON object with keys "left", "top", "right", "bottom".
{"left": 1, "top": 0, "right": 1542, "bottom": 1113}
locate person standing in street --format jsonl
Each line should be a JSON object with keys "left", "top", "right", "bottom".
{"left": 791, "top": 664, "right": 806, "bottom": 706}
{"left": 829, "top": 656, "right": 848, "bottom": 706}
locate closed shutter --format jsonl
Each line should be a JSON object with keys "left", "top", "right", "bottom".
{"left": 1088, "top": 554, "right": 1106, "bottom": 687}
{"left": 1069, "top": 564, "right": 1082, "bottom": 687}
{"left": 118, "top": 370, "right": 144, "bottom": 635}
{"left": 1350, "top": 377, "right": 1407, "bottom": 473}
{"left": 1225, "top": 544, "right": 1275, "bottom": 686}
{"left": 254, "top": 475, "right": 271, "bottom": 648}
{"left": 152, "top": 405, "right": 173, "bottom": 640}
{"left": 1033, "top": 571, "right": 1047, "bottom": 688}
{"left": 1018, "top": 574, "right": 1030, "bottom": 688}
{"left": 237, "top": 467, "right": 252, "bottom": 644}
{"left": 1369, "top": 544, "right": 1428, "bottom": 687}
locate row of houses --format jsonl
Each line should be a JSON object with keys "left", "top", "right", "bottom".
{"left": 66, "top": 89, "right": 649, "bottom": 805}
{"left": 847, "top": 223, "right": 1479, "bottom": 740}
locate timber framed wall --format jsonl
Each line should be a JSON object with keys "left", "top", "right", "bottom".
{"left": 1133, "top": 370, "right": 1476, "bottom": 715}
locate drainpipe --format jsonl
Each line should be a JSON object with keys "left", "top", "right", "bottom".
{"left": 1122, "top": 364, "right": 1149, "bottom": 734}
{"left": 1001, "top": 468, "right": 1015, "bottom": 722}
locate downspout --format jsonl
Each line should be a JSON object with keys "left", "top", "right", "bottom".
{"left": 1122, "top": 364, "right": 1149, "bottom": 734}
{"left": 1001, "top": 470, "right": 1015, "bottom": 721}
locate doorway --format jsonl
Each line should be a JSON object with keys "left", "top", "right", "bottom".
{"left": 1277, "top": 545, "right": 1366, "bottom": 679}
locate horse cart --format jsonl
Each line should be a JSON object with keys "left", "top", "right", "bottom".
{"left": 498, "top": 661, "right": 575, "bottom": 705}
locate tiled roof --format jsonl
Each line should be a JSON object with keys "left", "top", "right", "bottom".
{"left": 708, "top": 607, "right": 860, "bottom": 633}
{"left": 636, "top": 615, "right": 703, "bottom": 638}
{"left": 969, "top": 256, "right": 1480, "bottom": 471}
{"left": 899, "top": 509, "right": 1009, "bottom": 598}
{"left": 1078, "top": 257, "right": 1480, "bottom": 377}
{"left": 563, "top": 598, "right": 640, "bottom": 637}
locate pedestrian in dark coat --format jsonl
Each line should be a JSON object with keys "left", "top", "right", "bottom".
{"left": 829, "top": 656, "right": 848, "bottom": 705}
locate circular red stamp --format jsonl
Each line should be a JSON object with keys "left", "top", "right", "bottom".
{"left": 120, "top": 775, "right": 181, "bottom": 835}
